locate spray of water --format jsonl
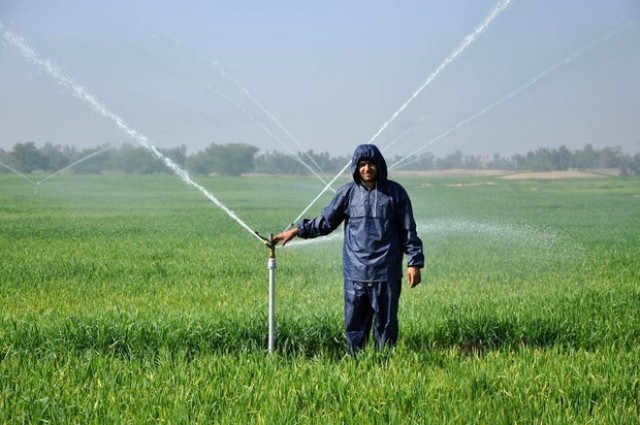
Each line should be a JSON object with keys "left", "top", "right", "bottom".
{"left": 35, "top": 144, "right": 114, "bottom": 189}
{"left": 0, "top": 22, "right": 263, "bottom": 243}
{"left": 389, "top": 21, "right": 637, "bottom": 170}
{"left": 0, "top": 159, "right": 36, "bottom": 184}
{"left": 380, "top": 115, "right": 430, "bottom": 154}
{"left": 419, "top": 217, "right": 583, "bottom": 251}
{"left": 203, "top": 82, "right": 336, "bottom": 192}
{"left": 212, "top": 61, "right": 326, "bottom": 175}
{"left": 367, "top": 0, "right": 512, "bottom": 147}
{"left": 288, "top": 0, "right": 512, "bottom": 226}
{"left": 287, "top": 160, "right": 352, "bottom": 229}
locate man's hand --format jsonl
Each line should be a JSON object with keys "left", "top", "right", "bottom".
{"left": 273, "top": 227, "right": 299, "bottom": 247}
{"left": 407, "top": 266, "right": 422, "bottom": 288}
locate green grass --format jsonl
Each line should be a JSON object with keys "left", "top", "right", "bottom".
{"left": 1, "top": 172, "right": 639, "bottom": 423}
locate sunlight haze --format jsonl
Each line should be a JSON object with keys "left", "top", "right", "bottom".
{"left": 1, "top": 1, "right": 639, "bottom": 158}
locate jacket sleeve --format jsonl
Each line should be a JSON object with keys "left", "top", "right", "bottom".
{"left": 297, "top": 186, "right": 349, "bottom": 239}
{"left": 398, "top": 188, "right": 424, "bottom": 268}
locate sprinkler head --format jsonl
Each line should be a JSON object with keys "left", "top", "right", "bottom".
{"left": 255, "top": 231, "right": 275, "bottom": 251}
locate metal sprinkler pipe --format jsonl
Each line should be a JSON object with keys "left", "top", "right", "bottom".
{"left": 256, "top": 231, "right": 277, "bottom": 355}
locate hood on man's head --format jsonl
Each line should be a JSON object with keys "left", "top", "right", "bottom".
{"left": 350, "top": 144, "right": 388, "bottom": 183}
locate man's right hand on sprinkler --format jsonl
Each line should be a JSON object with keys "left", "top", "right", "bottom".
{"left": 274, "top": 228, "right": 299, "bottom": 247}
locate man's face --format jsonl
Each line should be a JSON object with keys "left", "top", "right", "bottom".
{"left": 358, "top": 159, "right": 377, "bottom": 186}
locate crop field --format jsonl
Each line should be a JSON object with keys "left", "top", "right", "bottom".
{"left": 1, "top": 172, "right": 639, "bottom": 423}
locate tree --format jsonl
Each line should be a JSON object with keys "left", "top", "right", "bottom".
{"left": 254, "top": 150, "right": 306, "bottom": 175}
{"left": 299, "top": 150, "right": 330, "bottom": 174}
{"left": 572, "top": 144, "right": 598, "bottom": 170}
{"left": 72, "top": 146, "right": 112, "bottom": 174}
{"left": 9, "top": 142, "right": 48, "bottom": 173}
{"left": 490, "top": 153, "right": 514, "bottom": 170}
{"left": 160, "top": 145, "right": 187, "bottom": 169}
{"left": 598, "top": 146, "right": 622, "bottom": 168}
{"left": 619, "top": 153, "right": 640, "bottom": 176}
{"left": 0, "top": 148, "right": 8, "bottom": 173}
{"left": 214, "top": 143, "right": 258, "bottom": 176}
{"left": 187, "top": 149, "right": 214, "bottom": 175}
{"left": 435, "top": 150, "right": 464, "bottom": 170}
{"left": 188, "top": 142, "right": 258, "bottom": 176}
{"left": 41, "top": 142, "right": 70, "bottom": 172}
{"left": 549, "top": 145, "right": 571, "bottom": 170}
{"left": 464, "top": 155, "right": 484, "bottom": 170}
{"left": 117, "top": 144, "right": 166, "bottom": 174}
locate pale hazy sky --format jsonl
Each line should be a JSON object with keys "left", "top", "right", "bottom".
{"left": 1, "top": 0, "right": 639, "bottom": 160}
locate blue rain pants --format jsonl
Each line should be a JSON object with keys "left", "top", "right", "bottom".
{"left": 344, "top": 279, "right": 402, "bottom": 354}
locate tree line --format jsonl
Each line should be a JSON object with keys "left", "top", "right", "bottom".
{"left": 1, "top": 141, "right": 639, "bottom": 177}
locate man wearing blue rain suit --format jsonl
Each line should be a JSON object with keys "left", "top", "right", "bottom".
{"left": 274, "top": 144, "right": 424, "bottom": 354}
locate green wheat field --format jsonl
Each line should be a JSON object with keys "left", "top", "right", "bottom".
{"left": 1, "top": 172, "right": 639, "bottom": 423}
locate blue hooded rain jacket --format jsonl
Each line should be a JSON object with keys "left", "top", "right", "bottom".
{"left": 297, "top": 144, "right": 424, "bottom": 282}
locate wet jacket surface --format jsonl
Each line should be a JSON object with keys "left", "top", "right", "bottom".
{"left": 297, "top": 144, "right": 424, "bottom": 282}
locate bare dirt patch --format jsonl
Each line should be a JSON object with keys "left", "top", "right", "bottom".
{"left": 395, "top": 169, "right": 510, "bottom": 178}
{"left": 501, "top": 170, "right": 612, "bottom": 180}
{"left": 446, "top": 182, "right": 499, "bottom": 187}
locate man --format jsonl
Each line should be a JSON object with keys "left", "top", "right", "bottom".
{"left": 274, "top": 144, "right": 424, "bottom": 354}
